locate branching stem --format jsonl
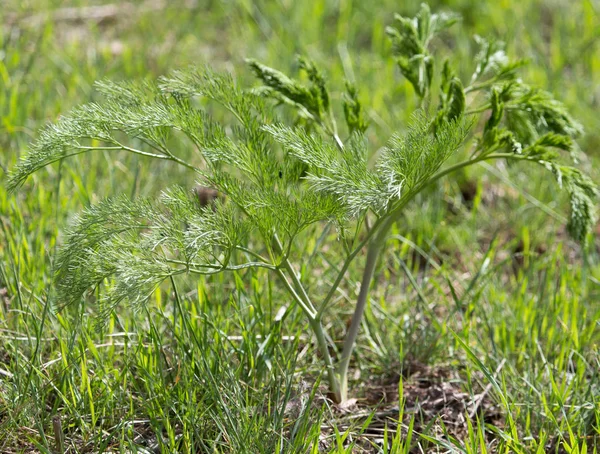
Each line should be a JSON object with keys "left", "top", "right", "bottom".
{"left": 271, "top": 235, "right": 342, "bottom": 400}
{"left": 331, "top": 150, "right": 526, "bottom": 402}
{"left": 336, "top": 216, "right": 393, "bottom": 400}
{"left": 275, "top": 269, "right": 317, "bottom": 319}
{"left": 273, "top": 235, "right": 317, "bottom": 317}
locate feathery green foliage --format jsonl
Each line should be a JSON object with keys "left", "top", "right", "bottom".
{"left": 7, "top": 3, "right": 596, "bottom": 405}
{"left": 386, "top": 4, "right": 460, "bottom": 98}
{"left": 342, "top": 82, "right": 369, "bottom": 135}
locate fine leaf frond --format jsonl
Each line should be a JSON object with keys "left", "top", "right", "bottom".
{"left": 158, "top": 66, "right": 236, "bottom": 103}
{"left": 470, "top": 36, "right": 526, "bottom": 85}
{"left": 378, "top": 113, "right": 470, "bottom": 196}
{"left": 6, "top": 85, "right": 212, "bottom": 191}
{"left": 541, "top": 163, "right": 598, "bottom": 243}
{"left": 96, "top": 246, "right": 175, "bottom": 322}
{"left": 54, "top": 196, "right": 157, "bottom": 308}
{"left": 246, "top": 57, "right": 330, "bottom": 124}
{"left": 264, "top": 124, "right": 390, "bottom": 216}
{"left": 343, "top": 82, "right": 369, "bottom": 135}
{"left": 500, "top": 82, "right": 583, "bottom": 144}
{"left": 159, "top": 67, "right": 279, "bottom": 187}
{"left": 159, "top": 66, "right": 270, "bottom": 131}
{"left": 7, "top": 112, "right": 116, "bottom": 192}
{"left": 54, "top": 185, "right": 261, "bottom": 316}
{"left": 386, "top": 3, "right": 459, "bottom": 98}
{"left": 94, "top": 78, "right": 159, "bottom": 105}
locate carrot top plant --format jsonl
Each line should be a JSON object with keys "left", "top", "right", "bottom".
{"left": 9, "top": 4, "right": 596, "bottom": 403}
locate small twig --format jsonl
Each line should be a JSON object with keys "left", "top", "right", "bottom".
{"left": 52, "top": 415, "right": 65, "bottom": 454}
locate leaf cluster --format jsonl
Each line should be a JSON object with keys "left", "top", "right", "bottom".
{"left": 248, "top": 55, "right": 368, "bottom": 139}
{"left": 386, "top": 3, "right": 460, "bottom": 98}
{"left": 384, "top": 5, "right": 596, "bottom": 242}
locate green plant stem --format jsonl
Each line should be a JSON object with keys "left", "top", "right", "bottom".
{"left": 270, "top": 235, "right": 343, "bottom": 400}
{"left": 335, "top": 216, "right": 393, "bottom": 401}
{"left": 316, "top": 214, "right": 389, "bottom": 318}
{"left": 275, "top": 268, "right": 317, "bottom": 319}
{"left": 331, "top": 150, "right": 523, "bottom": 402}
{"left": 273, "top": 235, "right": 317, "bottom": 316}
{"left": 316, "top": 190, "right": 418, "bottom": 320}
{"left": 276, "top": 151, "right": 525, "bottom": 403}
{"left": 309, "top": 318, "right": 342, "bottom": 403}
{"left": 428, "top": 152, "right": 524, "bottom": 184}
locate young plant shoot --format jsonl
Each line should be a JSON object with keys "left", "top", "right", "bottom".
{"left": 9, "top": 4, "right": 596, "bottom": 403}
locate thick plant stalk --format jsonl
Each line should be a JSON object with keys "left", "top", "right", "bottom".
{"left": 336, "top": 217, "right": 393, "bottom": 402}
